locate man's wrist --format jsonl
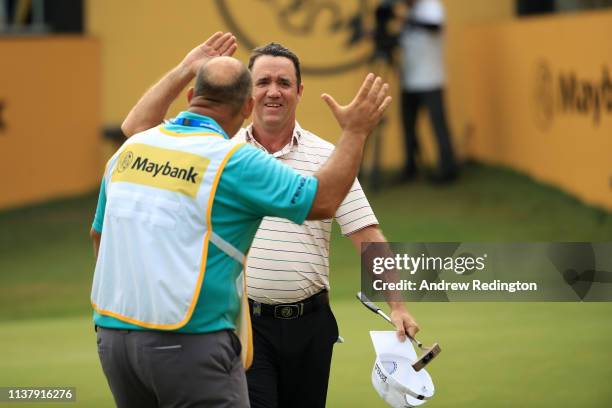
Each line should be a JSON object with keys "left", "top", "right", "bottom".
{"left": 388, "top": 301, "right": 408, "bottom": 312}
{"left": 338, "top": 130, "right": 368, "bottom": 150}
{"left": 343, "top": 128, "right": 369, "bottom": 141}
{"left": 175, "top": 61, "right": 196, "bottom": 82}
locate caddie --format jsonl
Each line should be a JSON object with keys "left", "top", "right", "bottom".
{"left": 90, "top": 32, "right": 392, "bottom": 408}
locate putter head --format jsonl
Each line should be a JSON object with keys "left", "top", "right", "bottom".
{"left": 412, "top": 342, "right": 441, "bottom": 371}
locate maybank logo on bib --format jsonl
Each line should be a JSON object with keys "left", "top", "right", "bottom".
{"left": 111, "top": 143, "right": 210, "bottom": 198}
{"left": 130, "top": 156, "right": 199, "bottom": 183}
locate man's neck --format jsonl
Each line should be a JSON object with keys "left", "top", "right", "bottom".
{"left": 251, "top": 122, "right": 295, "bottom": 153}
{"left": 187, "top": 105, "right": 235, "bottom": 137}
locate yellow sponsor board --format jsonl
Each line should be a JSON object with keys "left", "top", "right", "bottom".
{"left": 0, "top": 37, "right": 100, "bottom": 210}
{"left": 86, "top": 0, "right": 515, "bottom": 174}
{"left": 112, "top": 144, "right": 210, "bottom": 198}
{"left": 461, "top": 11, "right": 612, "bottom": 211}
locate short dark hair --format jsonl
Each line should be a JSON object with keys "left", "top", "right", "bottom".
{"left": 248, "top": 42, "right": 302, "bottom": 88}
{"left": 193, "top": 62, "right": 252, "bottom": 113}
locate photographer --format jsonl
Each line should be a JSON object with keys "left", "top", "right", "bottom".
{"left": 375, "top": 0, "right": 458, "bottom": 183}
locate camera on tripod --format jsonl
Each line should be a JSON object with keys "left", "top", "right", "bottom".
{"left": 372, "top": 0, "right": 400, "bottom": 66}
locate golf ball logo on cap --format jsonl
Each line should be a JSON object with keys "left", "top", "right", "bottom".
{"left": 117, "top": 151, "right": 134, "bottom": 173}
{"left": 382, "top": 360, "right": 398, "bottom": 375}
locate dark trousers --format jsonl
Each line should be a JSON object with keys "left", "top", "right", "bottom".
{"left": 400, "top": 89, "right": 457, "bottom": 178}
{"left": 96, "top": 327, "right": 249, "bottom": 408}
{"left": 246, "top": 303, "right": 339, "bottom": 408}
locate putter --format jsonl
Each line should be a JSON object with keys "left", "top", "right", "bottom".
{"left": 356, "top": 291, "right": 441, "bottom": 371}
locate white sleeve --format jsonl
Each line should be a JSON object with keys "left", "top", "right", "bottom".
{"left": 334, "top": 178, "right": 379, "bottom": 236}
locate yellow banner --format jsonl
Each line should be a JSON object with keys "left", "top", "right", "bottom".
{"left": 112, "top": 144, "right": 209, "bottom": 198}
{"left": 0, "top": 37, "right": 100, "bottom": 210}
{"left": 86, "top": 0, "right": 515, "bottom": 174}
{"left": 461, "top": 11, "right": 612, "bottom": 210}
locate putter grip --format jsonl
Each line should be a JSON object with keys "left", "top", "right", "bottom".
{"left": 357, "top": 292, "right": 422, "bottom": 347}
{"left": 356, "top": 292, "right": 381, "bottom": 314}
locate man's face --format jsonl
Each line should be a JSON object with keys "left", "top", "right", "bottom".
{"left": 250, "top": 55, "right": 303, "bottom": 131}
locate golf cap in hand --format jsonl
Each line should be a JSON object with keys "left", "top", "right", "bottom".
{"left": 370, "top": 331, "right": 435, "bottom": 408}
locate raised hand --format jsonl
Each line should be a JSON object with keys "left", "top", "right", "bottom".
{"left": 320, "top": 73, "right": 392, "bottom": 137}
{"left": 180, "top": 32, "right": 238, "bottom": 75}
{"left": 122, "top": 32, "right": 237, "bottom": 137}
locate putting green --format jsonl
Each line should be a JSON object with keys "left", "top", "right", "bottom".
{"left": 0, "top": 316, "right": 112, "bottom": 407}
{"left": 328, "top": 300, "right": 612, "bottom": 407}
{"left": 1, "top": 164, "right": 611, "bottom": 406}
{"left": 1, "top": 301, "right": 611, "bottom": 407}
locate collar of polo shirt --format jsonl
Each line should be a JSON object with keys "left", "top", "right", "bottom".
{"left": 244, "top": 121, "right": 304, "bottom": 158}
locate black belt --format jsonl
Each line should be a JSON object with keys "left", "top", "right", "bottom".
{"left": 249, "top": 291, "right": 329, "bottom": 319}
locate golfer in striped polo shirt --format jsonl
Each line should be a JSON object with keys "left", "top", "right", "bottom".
{"left": 122, "top": 38, "right": 420, "bottom": 408}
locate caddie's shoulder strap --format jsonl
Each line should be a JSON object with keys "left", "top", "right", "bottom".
{"left": 208, "top": 230, "right": 253, "bottom": 368}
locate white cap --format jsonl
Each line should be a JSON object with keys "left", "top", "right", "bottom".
{"left": 411, "top": 0, "right": 445, "bottom": 25}
{"left": 370, "top": 331, "right": 435, "bottom": 408}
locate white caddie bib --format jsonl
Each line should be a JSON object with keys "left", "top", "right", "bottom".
{"left": 91, "top": 125, "right": 253, "bottom": 367}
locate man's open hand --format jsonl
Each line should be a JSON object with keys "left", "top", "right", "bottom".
{"left": 321, "top": 73, "right": 392, "bottom": 138}
{"left": 180, "top": 32, "right": 238, "bottom": 75}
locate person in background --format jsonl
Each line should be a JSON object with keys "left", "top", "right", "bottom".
{"left": 399, "top": 0, "right": 458, "bottom": 183}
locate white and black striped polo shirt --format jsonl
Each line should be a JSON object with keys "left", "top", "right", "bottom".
{"left": 235, "top": 122, "right": 378, "bottom": 304}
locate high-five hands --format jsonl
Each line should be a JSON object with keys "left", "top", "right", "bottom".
{"left": 180, "top": 32, "right": 238, "bottom": 75}
{"left": 321, "top": 73, "right": 392, "bottom": 138}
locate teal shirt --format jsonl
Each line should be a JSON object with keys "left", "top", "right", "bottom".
{"left": 92, "top": 112, "right": 318, "bottom": 333}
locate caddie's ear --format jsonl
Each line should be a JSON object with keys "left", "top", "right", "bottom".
{"left": 187, "top": 87, "right": 195, "bottom": 103}
{"left": 242, "top": 96, "right": 254, "bottom": 119}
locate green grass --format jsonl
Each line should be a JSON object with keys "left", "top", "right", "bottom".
{"left": 328, "top": 301, "right": 612, "bottom": 408}
{"left": 1, "top": 163, "right": 611, "bottom": 407}
{"left": 0, "top": 194, "right": 98, "bottom": 321}
{"left": 1, "top": 303, "right": 611, "bottom": 407}
{"left": 330, "top": 163, "right": 612, "bottom": 300}
{"left": 0, "top": 317, "right": 111, "bottom": 407}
